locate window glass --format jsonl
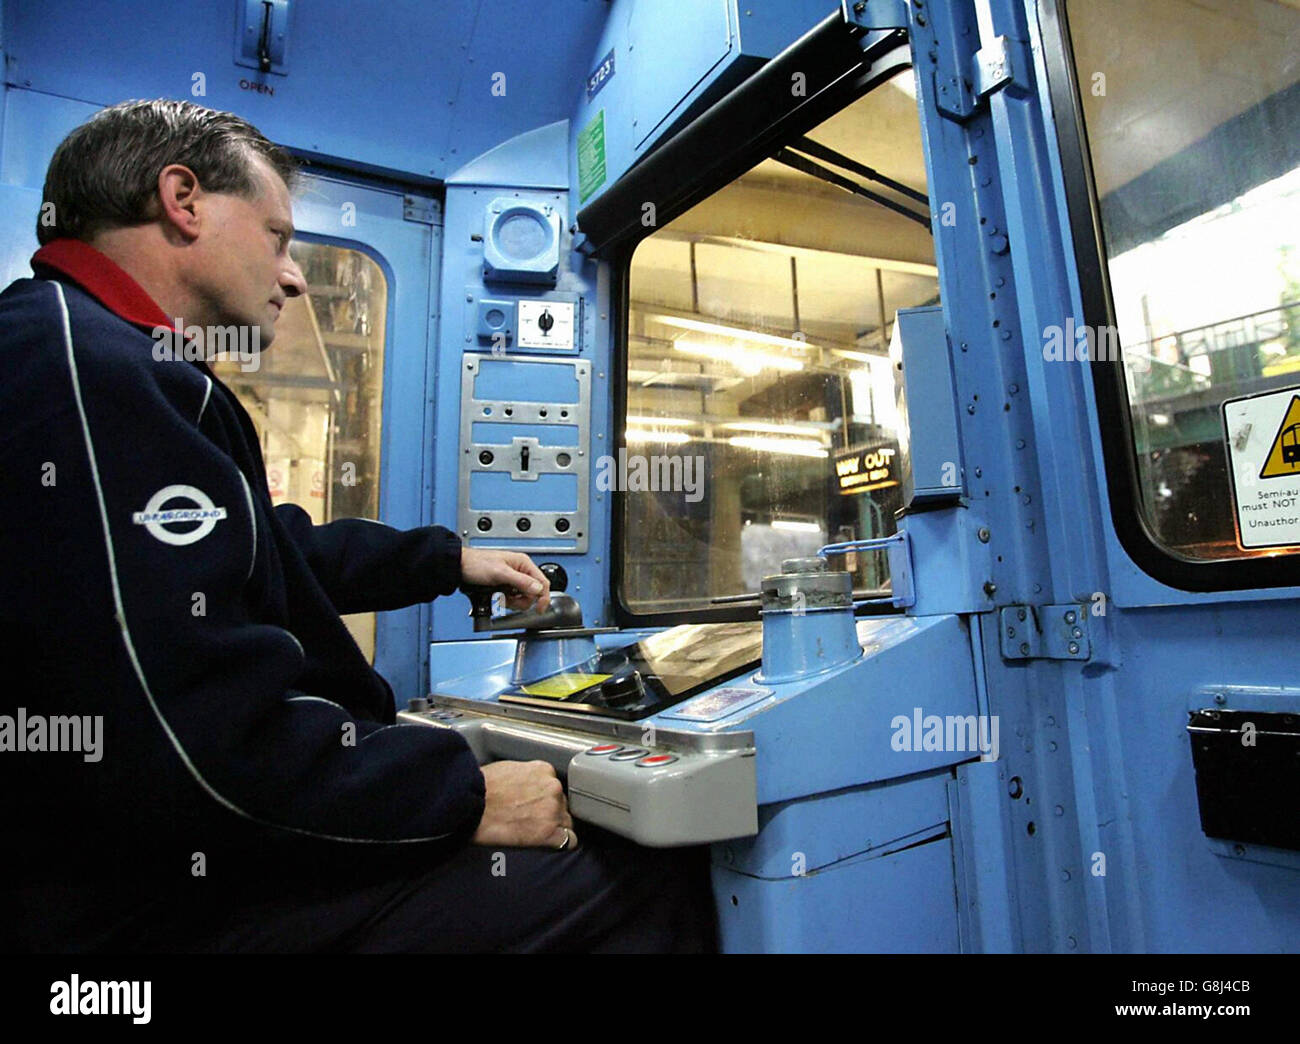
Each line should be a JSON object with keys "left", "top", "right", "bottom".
{"left": 1067, "top": 0, "right": 1300, "bottom": 559}
{"left": 213, "top": 241, "right": 387, "bottom": 656}
{"left": 622, "top": 76, "right": 937, "bottom": 612}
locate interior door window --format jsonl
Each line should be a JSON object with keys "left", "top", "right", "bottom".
{"left": 212, "top": 241, "right": 388, "bottom": 657}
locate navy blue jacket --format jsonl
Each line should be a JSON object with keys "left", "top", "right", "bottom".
{"left": 0, "top": 246, "right": 484, "bottom": 950}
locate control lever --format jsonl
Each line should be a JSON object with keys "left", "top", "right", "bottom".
{"left": 467, "top": 561, "right": 583, "bottom": 632}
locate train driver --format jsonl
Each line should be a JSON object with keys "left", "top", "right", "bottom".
{"left": 0, "top": 99, "right": 714, "bottom": 953}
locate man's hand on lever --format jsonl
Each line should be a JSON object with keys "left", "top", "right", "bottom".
{"left": 460, "top": 548, "right": 551, "bottom": 612}
{"left": 472, "top": 760, "right": 578, "bottom": 852}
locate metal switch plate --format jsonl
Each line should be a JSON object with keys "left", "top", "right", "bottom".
{"left": 235, "top": 0, "right": 290, "bottom": 74}
{"left": 518, "top": 299, "right": 576, "bottom": 350}
{"left": 458, "top": 353, "right": 590, "bottom": 553}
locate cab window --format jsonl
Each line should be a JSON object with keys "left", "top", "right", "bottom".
{"left": 1066, "top": 0, "right": 1300, "bottom": 560}
{"left": 619, "top": 73, "right": 936, "bottom": 614}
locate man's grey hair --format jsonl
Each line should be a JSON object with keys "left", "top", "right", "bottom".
{"left": 38, "top": 98, "right": 299, "bottom": 245}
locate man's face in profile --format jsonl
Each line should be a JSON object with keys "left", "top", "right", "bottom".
{"left": 189, "top": 152, "right": 305, "bottom": 347}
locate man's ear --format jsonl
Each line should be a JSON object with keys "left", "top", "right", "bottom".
{"left": 157, "top": 164, "right": 202, "bottom": 241}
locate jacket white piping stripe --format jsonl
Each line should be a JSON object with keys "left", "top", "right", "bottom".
{"left": 52, "top": 281, "right": 450, "bottom": 846}
{"left": 236, "top": 471, "right": 258, "bottom": 582}
{"left": 196, "top": 374, "right": 213, "bottom": 425}
{"left": 286, "top": 694, "right": 349, "bottom": 712}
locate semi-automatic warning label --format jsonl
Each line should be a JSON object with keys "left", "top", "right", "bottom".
{"left": 1223, "top": 387, "right": 1300, "bottom": 549}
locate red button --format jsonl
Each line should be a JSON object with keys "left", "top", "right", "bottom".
{"left": 635, "top": 754, "right": 679, "bottom": 767}
{"left": 586, "top": 744, "right": 623, "bottom": 755}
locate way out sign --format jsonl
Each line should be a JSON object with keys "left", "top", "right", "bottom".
{"left": 1223, "top": 386, "right": 1300, "bottom": 549}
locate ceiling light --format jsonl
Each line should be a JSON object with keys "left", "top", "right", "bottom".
{"left": 650, "top": 314, "right": 814, "bottom": 351}
{"left": 721, "top": 420, "right": 826, "bottom": 438}
{"left": 772, "top": 520, "right": 823, "bottom": 533}
{"left": 672, "top": 340, "right": 804, "bottom": 374}
{"left": 626, "top": 428, "right": 692, "bottom": 444}
{"left": 626, "top": 415, "right": 695, "bottom": 427}
{"left": 728, "top": 435, "right": 828, "bottom": 458}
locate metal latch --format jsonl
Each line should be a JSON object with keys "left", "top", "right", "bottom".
{"left": 818, "top": 532, "right": 915, "bottom": 610}
{"left": 1000, "top": 604, "right": 1090, "bottom": 661}
{"left": 974, "top": 35, "right": 1014, "bottom": 99}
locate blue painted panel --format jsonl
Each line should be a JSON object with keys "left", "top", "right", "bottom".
{"left": 1085, "top": 607, "right": 1300, "bottom": 952}
{"left": 894, "top": 305, "right": 966, "bottom": 502}
{"left": 713, "top": 833, "right": 959, "bottom": 953}
{"left": 469, "top": 471, "right": 578, "bottom": 510}
{"left": 722, "top": 771, "right": 951, "bottom": 878}
{"left": 627, "top": 0, "right": 732, "bottom": 150}
{"left": 948, "top": 760, "right": 1020, "bottom": 953}
{"left": 0, "top": 88, "right": 97, "bottom": 188}
{"left": 434, "top": 121, "right": 611, "bottom": 641}
{"left": 473, "top": 357, "right": 581, "bottom": 402}
{"left": 651, "top": 614, "right": 981, "bottom": 804}
{"left": 0, "top": 183, "right": 40, "bottom": 287}
{"left": 569, "top": 0, "right": 838, "bottom": 208}
{"left": 2, "top": 0, "right": 608, "bottom": 182}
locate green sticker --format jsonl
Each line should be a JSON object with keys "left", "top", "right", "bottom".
{"left": 578, "top": 110, "right": 607, "bottom": 204}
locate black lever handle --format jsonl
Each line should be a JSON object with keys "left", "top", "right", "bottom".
{"left": 257, "top": 1, "right": 274, "bottom": 72}
{"left": 539, "top": 561, "right": 567, "bottom": 593}
{"left": 465, "top": 561, "right": 573, "bottom": 632}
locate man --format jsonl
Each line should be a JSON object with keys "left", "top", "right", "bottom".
{"left": 0, "top": 99, "right": 713, "bottom": 952}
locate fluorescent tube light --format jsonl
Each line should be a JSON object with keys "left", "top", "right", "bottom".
{"left": 772, "top": 520, "right": 823, "bottom": 533}
{"left": 625, "top": 428, "right": 692, "bottom": 444}
{"left": 650, "top": 314, "right": 814, "bottom": 351}
{"left": 672, "top": 340, "right": 803, "bottom": 374}
{"left": 728, "top": 435, "right": 828, "bottom": 458}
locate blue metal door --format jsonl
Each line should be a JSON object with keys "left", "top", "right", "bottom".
{"left": 286, "top": 173, "right": 441, "bottom": 703}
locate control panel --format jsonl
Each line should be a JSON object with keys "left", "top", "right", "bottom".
{"left": 399, "top": 697, "right": 757, "bottom": 847}
{"left": 457, "top": 353, "right": 591, "bottom": 552}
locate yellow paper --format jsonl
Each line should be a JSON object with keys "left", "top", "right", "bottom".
{"left": 519, "top": 673, "right": 610, "bottom": 699}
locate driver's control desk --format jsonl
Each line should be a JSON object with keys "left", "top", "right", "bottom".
{"left": 399, "top": 694, "right": 757, "bottom": 847}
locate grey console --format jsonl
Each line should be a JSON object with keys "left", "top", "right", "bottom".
{"left": 398, "top": 696, "right": 757, "bottom": 847}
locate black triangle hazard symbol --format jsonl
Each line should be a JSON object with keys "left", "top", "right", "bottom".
{"left": 1259, "top": 394, "right": 1300, "bottom": 479}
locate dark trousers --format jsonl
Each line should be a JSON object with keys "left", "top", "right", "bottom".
{"left": 93, "top": 828, "right": 718, "bottom": 954}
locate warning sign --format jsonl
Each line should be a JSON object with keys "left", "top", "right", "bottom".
{"left": 1257, "top": 394, "right": 1300, "bottom": 479}
{"left": 1223, "top": 387, "right": 1300, "bottom": 549}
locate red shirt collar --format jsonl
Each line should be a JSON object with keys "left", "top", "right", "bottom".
{"left": 31, "top": 239, "right": 175, "bottom": 332}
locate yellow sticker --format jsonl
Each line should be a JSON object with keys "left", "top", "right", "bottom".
{"left": 1259, "top": 394, "right": 1300, "bottom": 479}
{"left": 519, "top": 673, "right": 610, "bottom": 699}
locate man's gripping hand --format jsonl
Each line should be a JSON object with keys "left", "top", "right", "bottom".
{"left": 471, "top": 760, "right": 577, "bottom": 851}
{"left": 460, "top": 547, "right": 550, "bottom": 611}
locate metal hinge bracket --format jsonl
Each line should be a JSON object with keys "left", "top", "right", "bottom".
{"left": 1000, "top": 603, "right": 1090, "bottom": 661}
{"left": 403, "top": 194, "right": 439, "bottom": 225}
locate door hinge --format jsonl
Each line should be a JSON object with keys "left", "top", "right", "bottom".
{"left": 403, "top": 194, "right": 439, "bottom": 225}
{"left": 999, "top": 603, "right": 1090, "bottom": 661}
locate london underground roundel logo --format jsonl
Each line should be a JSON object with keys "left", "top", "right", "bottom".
{"left": 131, "top": 485, "right": 228, "bottom": 546}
